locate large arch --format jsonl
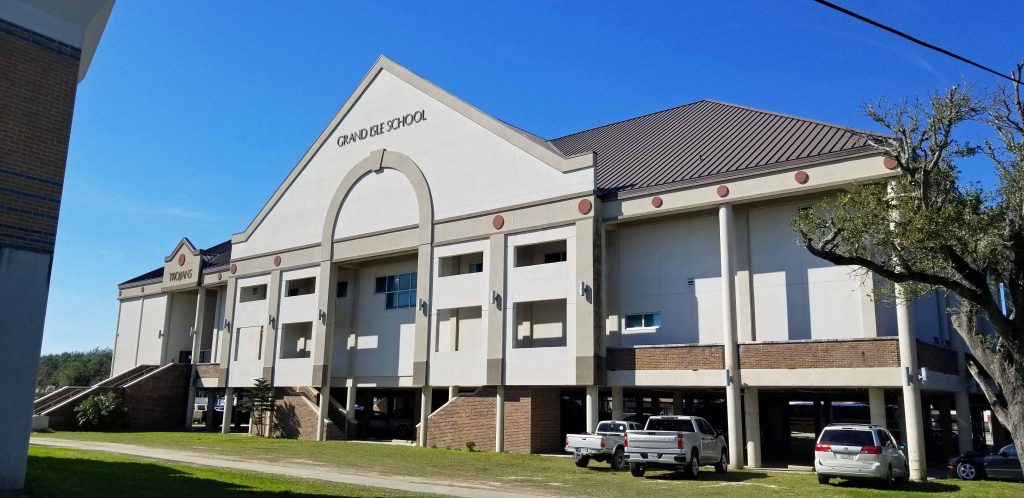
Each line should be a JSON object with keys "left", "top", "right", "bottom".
{"left": 320, "top": 149, "right": 433, "bottom": 259}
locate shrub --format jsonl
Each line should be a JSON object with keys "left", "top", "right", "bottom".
{"left": 74, "top": 391, "right": 126, "bottom": 430}
{"left": 465, "top": 441, "right": 476, "bottom": 452}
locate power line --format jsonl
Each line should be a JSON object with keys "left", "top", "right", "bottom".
{"left": 811, "top": 0, "right": 1022, "bottom": 85}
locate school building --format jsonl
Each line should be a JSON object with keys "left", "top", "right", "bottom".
{"left": 35, "top": 57, "right": 994, "bottom": 479}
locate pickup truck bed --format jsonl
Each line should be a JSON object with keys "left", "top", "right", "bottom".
{"left": 625, "top": 416, "right": 728, "bottom": 478}
{"left": 564, "top": 420, "right": 641, "bottom": 470}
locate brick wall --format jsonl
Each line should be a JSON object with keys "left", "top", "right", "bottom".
{"left": 123, "top": 364, "right": 191, "bottom": 431}
{"left": 0, "top": 19, "right": 81, "bottom": 253}
{"left": 917, "top": 341, "right": 960, "bottom": 375}
{"left": 46, "top": 364, "right": 191, "bottom": 430}
{"left": 423, "top": 386, "right": 563, "bottom": 453}
{"left": 738, "top": 338, "right": 900, "bottom": 369}
{"left": 196, "top": 364, "right": 219, "bottom": 380}
{"left": 273, "top": 388, "right": 322, "bottom": 440}
{"left": 607, "top": 345, "right": 725, "bottom": 370}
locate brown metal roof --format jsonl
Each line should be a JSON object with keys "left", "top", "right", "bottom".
{"left": 549, "top": 100, "right": 877, "bottom": 198}
{"left": 119, "top": 239, "right": 231, "bottom": 288}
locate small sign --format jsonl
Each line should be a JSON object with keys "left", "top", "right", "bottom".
{"left": 336, "top": 109, "right": 428, "bottom": 148}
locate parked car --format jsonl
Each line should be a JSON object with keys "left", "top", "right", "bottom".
{"left": 950, "top": 444, "right": 1021, "bottom": 481}
{"left": 814, "top": 423, "right": 908, "bottom": 486}
{"left": 364, "top": 409, "right": 415, "bottom": 440}
{"left": 565, "top": 420, "right": 643, "bottom": 470}
{"left": 624, "top": 415, "right": 727, "bottom": 478}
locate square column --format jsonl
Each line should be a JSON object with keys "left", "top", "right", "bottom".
{"left": 316, "top": 386, "right": 331, "bottom": 441}
{"left": 743, "top": 388, "right": 762, "bottom": 468}
{"left": 869, "top": 388, "right": 886, "bottom": 426}
{"left": 495, "top": 385, "right": 505, "bottom": 452}
{"left": 611, "top": 386, "right": 624, "bottom": 420}
{"left": 585, "top": 386, "right": 599, "bottom": 433}
{"left": 221, "top": 387, "right": 235, "bottom": 434}
{"left": 955, "top": 391, "right": 973, "bottom": 453}
{"left": 418, "top": 386, "right": 432, "bottom": 447}
{"left": 719, "top": 204, "right": 744, "bottom": 468}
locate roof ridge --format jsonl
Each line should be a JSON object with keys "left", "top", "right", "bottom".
{"left": 702, "top": 99, "right": 883, "bottom": 138}
{"left": 547, "top": 100, "right": 709, "bottom": 142}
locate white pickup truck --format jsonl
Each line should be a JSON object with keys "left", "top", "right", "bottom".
{"left": 565, "top": 420, "right": 643, "bottom": 470}
{"left": 624, "top": 415, "right": 728, "bottom": 477}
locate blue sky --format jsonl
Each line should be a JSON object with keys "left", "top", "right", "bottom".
{"left": 43, "top": 1, "right": 1024, "bottom": 354}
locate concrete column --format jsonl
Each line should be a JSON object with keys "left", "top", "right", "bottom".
{"left": 955, "top": 391, "right": 973, "bottom": 453}
{"left": 418, "top": 386, "right": 432, "bottom": 447}
{"left": 896, "top": 283, "right": 927, "bottom": 481}
{"left": 316, "top": 386, "right": 331, "bottom": 442}
{"left": 449, "top": 386, "right": 459, "bottom": 400}
{"left": 869, "top": 388, "right": 887, "bottom": 427}
{"left": 719, "top": 204, "right": 744, "bottom": 469}
{"left": 672, "top": 391, "right": 684, "bottom": 415}
{"left": 586, "top": 385, "right": 600, "bottom": 433}
{"left": 185, "top": 288, "right": 209, "bottom": 429}
{"left": 611, "top": 386, "right": 624, "bottom": 420}
{"left": 495, "top": 385, "right": 505, "bottom": 452}
{"left": 743, "top": 388, "right": 762, "bottom": 468}
{"left": 221, "top": 387, "right": 235, "bottom": 434}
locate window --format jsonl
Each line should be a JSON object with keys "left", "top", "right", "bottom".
{"left": 697, "top": 419, "right": 715, "bottom": 436}
{"left": 625, "top": 312, "right": 661, "bottom": 329}
{"left": 543, "top": 251, "right": 567, "bottom": 263}
{"left": 514, "top": 240, "right": 567, "bottom": 267}
{"left": 239, "top": 284, "right": 267, "bottom": 303}
{"left": 438, "top": 252, "right": 483, "bottom": 277}
{"left": 375, "top": 272, "right": 417, "bottom": 310}
{"left": 336, "top": 281, "right": 348, "bottom": 298}
{"left": 285, "top": 277, "right": 315, "bottom": 297}
{"left": 646, "top": 418, "right": 695, "bottom": 432}
{"left": 818, "top": 429, "right": 875, "bottom": 447}
{"left": 280, "top": 322, "right": 312, "bottom": 359}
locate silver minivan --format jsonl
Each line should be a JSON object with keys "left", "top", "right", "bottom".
{"left": 815, "top": 423, "right": 908, "bottom": 486}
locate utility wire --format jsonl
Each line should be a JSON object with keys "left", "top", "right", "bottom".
{"left": 811, "top": 0, "right": 1022, "bottom": 85}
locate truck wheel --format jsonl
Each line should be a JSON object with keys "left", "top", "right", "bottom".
{"left": 683, "top": 449, "right": 700, "bottom": 478}
{"left": 714, "top": 449, "right": 728, "bottom": 473}
{"left": 629, "top": 462, "right": 646, "bottom": 477}
{"left": 572, "top": 453, "right": 590, "bottom": 468}
{"left": 610, "top": 448, "right": 626, "bottom": 470}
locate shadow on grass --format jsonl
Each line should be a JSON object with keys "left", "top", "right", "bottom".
{"left": 828, "top": 477, "right": 961, "bottom": 493}
{"left": 643, "top": 470, "right": 772, "bottom": 482}
{"left": 23, "top": 455, "right": 335, "bottom": 497}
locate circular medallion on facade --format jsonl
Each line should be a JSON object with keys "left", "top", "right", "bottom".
{"left": 794, "top": 170, "right": 809, "bottom": 184}
{"left": 883, "top": 157, "right": 899, "bottom": 170}
{"left": 717, "top": 185, "right": 730, "bottom": 198}
{"left": 651, "top": 196, "right": 663, "bottom": 208}
{"left": 178, "top": 254, "right": 186, "bottom": 266}
{"left": 218, "top": 272, "right": 223, "bottom": 281}
{"left": 578, "top": 198, "right": 593, "bottom": 215}
{"left": 273, "top": 255, "right": 282, "bottom": 267}
{"left": 140, "top": 287, "right": 145, "bottom": 292}
{"left": 118, "top": 290, "right": 122, "bottom": 297}
{"left": 230, "top": 263, "right": 237, "bottom": 274}
{"left": 492, "top": 215, "right": 505, "bottom": 230}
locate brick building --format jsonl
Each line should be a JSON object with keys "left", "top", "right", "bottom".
{"left": 94, "top": 56, "right": 990, "bottom": 481}
{"left": 0, "top": 0, "right": 113, "bottom": 490}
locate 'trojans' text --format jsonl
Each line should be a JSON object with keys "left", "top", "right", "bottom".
{"left": 336, "top": 109, "right": 427, "bottom": 148}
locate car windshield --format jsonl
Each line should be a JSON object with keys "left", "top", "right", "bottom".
{"left": 646, "top": 418, "right": 695, "bottom": 432}
{"left": 597, "top": 422, "right": 626, "bottom": 433}
{"left": 819, "top": 429, "right": 875, "bottom": 447}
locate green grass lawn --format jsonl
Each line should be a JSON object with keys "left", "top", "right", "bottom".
{"left": 21, "top": 445, "right": 432, "bottom": 497}
{"left": 35, "top": 432, "right": 1024, "bottom": 497}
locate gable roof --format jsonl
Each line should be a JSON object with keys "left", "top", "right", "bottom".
{"left": 119, "top": 240, "right": 231, "bottom": 288}
{"left": 231, "top": 55, "right": 595, "bottom": 245}
{"left": 549, "top": 99, "right": 878, "bottom": 198}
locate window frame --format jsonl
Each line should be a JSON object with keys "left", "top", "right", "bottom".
{"left": 624, "top": 312, "right": 662, "bottom": 330}
{"left": 377, "top": 272, "right": 417, "bottom": 310}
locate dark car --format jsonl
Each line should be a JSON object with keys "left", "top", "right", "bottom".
{"left": 950, "top": 444, "right": 1021, "bottom": 481}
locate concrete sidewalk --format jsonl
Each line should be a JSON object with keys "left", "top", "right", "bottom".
{"left": 31, "top": 437, "right": 548, "bottom": 498}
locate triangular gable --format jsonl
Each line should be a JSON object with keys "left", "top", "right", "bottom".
{"left": 232, "top": 56, "right": 595, "bottom": 245}
{"left": 164, "top": 237, "right": 199, "bottom": 262}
